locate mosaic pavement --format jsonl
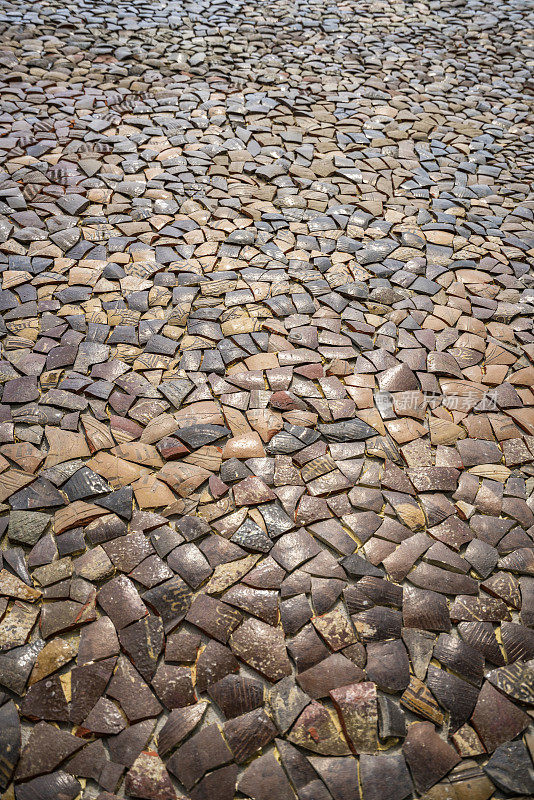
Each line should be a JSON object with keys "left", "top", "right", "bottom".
{"left": 0, "top": 0, "right": 533, "bottom": 797}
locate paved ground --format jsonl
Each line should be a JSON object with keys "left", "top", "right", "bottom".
{"left": 0, "top": 0, "right": 533, "bottom": 797}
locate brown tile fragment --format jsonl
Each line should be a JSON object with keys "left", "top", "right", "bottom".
{"left": 98, "top": 575, "right": 147, "bottom": 630}
{"left": 186, "top": 594, "right": 242, "bottom": 643}
{"left": 208, "top": 673, "right": 264, "bottom": 719}
{"left": 70, "top": 657, "right": 116, "bottom": 724}
{"left": 297, "top": 654, "right": 364, "bottom": 699}
{"left": 365, "top": 640, "right": 410, "bottom": 693}
{"left": 107, "top": 656, "right": 162, "bottom": 723}
{"left": 108, "top": 719, "right": 156, "bottom": 767}
{"left": 190, "top": 764, "right": 239, "bottom": 800}
{"left": 238, "top": 752, "right": 295, "bottom": 800}
{"left": 157, "top": 702, "right": 207, "bottom": 757}
{"left": 195, "top": 641, "right": 239, "bottom": 693}
{"left": 330, "top": 682, "right": 378, "bottom": 754}
{"left": 359, "top": 753, "right": 412, "bottom": 800}
{"left": 269, "top": 676, "right": 310, "bottom": 734}
{"left": 125, "top": 751, "right": 176, "bottom": 800}
{"left": 402, "top": 722, "right": 461, "bottom": 793}
{"left": 151, "top": 663, "right": 196, "bottom": 709}
{"left": 15, "top": 721, "right": 86, "bottom": 781}
{"left": 470, "top": 680, "right": 529, "bottom": 752}
{"left": 167, "top": 724, "right": 233, "bottom": 789}
{"left": 426, "top": 665, "right": 479, "bottom": 732}
{"left": 307, "top": 755, "right": 360, "bottom": 800}
{"left": 229, "top": 617, "right": 291, "bottom": 681}
{"left": 223, "top": 707, "right": 276, "bottom": 763}
{"left": 288, "top": 701, "right": 351, "bottom": 756}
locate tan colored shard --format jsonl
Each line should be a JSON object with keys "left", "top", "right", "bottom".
{"left": 87, "top": 452, "right": 151, "bottom": 487}
{"left": 0, "top": 570, "right": 41, "bottom": 602}
{"left": 45, "top": 427, "right": 90, "bottom": 468}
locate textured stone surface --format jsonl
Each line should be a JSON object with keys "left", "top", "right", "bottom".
{"left": 0, "top": 0, "right": 532, "bottom": 796}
